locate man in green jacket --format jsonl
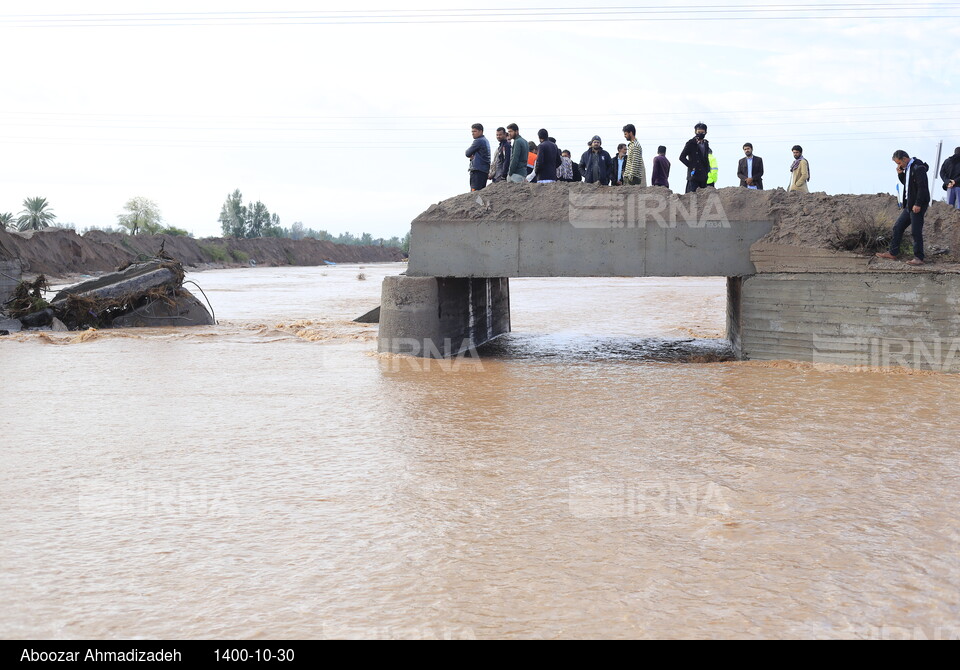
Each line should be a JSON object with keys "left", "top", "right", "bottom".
{"left": 506, "top": 123, "right": 528, "bottom": 183}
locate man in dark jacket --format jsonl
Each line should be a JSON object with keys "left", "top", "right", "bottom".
{"left": 506, "top": 123, "right": 528, "bottom": 183}
{"left": 488, "top": 126, "right": 512, "bottom": 183}
{"left": 534, "top": 129, "right": 561, "bottom": 184}
{"left": 579, "top": 136, "right": 613, "bottom": 185}
{"left": 651, "top": 145, "right": 670, "bottom": 188}
{"left": 877, "top": 150, "right": 930, "bottom": 266}
{"left": 940, "top": 146, "right": 960, "bottom": 209}
{"left": 465, "top": 123, "right": 491, "bottom": 192}
{"left": 737, "top": 143, "right": 764, "bottom": 189}
{"left": 613, "top": 143, "right": 627, "bottom": 185}
{"left": 679, "top": 122, "right": 710, "bottom": 193}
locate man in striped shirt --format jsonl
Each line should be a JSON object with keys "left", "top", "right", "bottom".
{"left": 621, "top": 124, "right": 647, "bottom": 187}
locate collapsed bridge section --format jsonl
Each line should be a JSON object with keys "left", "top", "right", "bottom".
{"left": 380, "top": 182, "right": 960, "bottom": 371}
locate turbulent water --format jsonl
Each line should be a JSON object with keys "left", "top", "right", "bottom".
{"left": 1, "top": 263, "right": 958, "bottom": 640}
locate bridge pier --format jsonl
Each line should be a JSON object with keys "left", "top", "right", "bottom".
{"left": 378, "top": 276, "right": 510, "bottom": 358}
{"left": 726, "top": 277, "right": 744, "bottom": 360}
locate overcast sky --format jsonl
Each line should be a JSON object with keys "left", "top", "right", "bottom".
{"left": 1, "top": 1, "right": 958, "bottom": 239}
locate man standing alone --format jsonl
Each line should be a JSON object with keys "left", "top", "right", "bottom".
{"left": 876, "top": 150, "right": 930, "bottom": 266}
{"left": 506, "top": 124, "right": 528, "bottom": 183}
{"left": 787, "top": 145, "right": 810, "bottom": 192}
{"left": 940, "top": 146, "right": 960, "bottom": 209}
{"left": 679, "top": 123, "right": 710, "bottom": 193}
{"left": 621, "top": 124, "right": 647, "bottom": 186}
{"left": 465, "top": 123, "right": 491, "bottom": 192}
{"left": 651, "top": 146, "right": 670, "bottom": 188}
{"left": 737, "top": 143, "right": 764, "bottom": 189}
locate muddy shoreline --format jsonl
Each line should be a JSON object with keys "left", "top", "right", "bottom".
{"left": 0, "top": 227, "right": 405, "bottom": 279}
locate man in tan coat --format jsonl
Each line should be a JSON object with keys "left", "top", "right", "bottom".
{"left": 788, "top": 145, "right": 810, "bottom": 192}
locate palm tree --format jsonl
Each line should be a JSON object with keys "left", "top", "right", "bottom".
{"left": 17, "top": 197, "right": 56, "bottom": 231}
{"left": 0, "top": 212, "right": 14, "bottom": 230}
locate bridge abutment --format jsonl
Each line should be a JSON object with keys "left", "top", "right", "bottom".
{"left": 733, "top": 271, "right": 960, "bottom": 372}
{"left": 378, "top": 275, "right": 510, "bottom": 358}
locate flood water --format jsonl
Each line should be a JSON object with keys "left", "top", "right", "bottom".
{"left": 1, "top": 263, "right": 958, "bottom": 639}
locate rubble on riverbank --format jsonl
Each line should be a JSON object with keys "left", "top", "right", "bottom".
{"left": 0, "top": 254, "right": 214, "bottom": 334}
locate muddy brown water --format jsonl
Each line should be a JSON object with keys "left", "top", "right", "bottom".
{"left": 1, "top": 263, "right": 958, "bottom": 639}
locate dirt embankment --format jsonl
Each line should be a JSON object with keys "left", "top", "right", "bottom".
{"left": 417, "top": 182, "right": 960, "bottom": 260}
{"left": 0, "top": 228, "right": 405, "bottom": 277}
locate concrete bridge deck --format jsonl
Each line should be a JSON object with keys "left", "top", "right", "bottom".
{"left": 407, "top": 218, "right": 775, "bottom": 278}
{"left": 408, "top": 185, "right": 773, "bottom": 278}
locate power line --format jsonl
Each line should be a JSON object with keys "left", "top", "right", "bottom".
{"left": 0, "top": 102, "right": 955, "bottom": 123}
{"left": 0, "top": 130, "right": 952, "bottom": 149}
{"left": 5, "top": 3, "right": 959, "bottom": 18}
{"left": 0, "top": 4, "right": 957, "bottom": 27}
{"left": 0, "top": 116, "right": 955, "bottom": 133}
{"left": 4, "top": 17, "right": 957, "bottom": 27}
{"left": 3, "top": 3, "right": 959, "bottom": 16}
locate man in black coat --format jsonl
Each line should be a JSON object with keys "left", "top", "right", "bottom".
{"left": 737, "top": 142, "right": 764, "bottom": 189}
{"left": 679, "top": 122, "right": 710, "bottom": 193}
{"left": 488, "top": 126, "right": 512, "bottom": 184}
{"left": 877, "top": 150, "right": 931, "bottom": 266}
{"left": 940, "top": 146, "right": 960, "bottom": 209}
{"left": 579, "top": 135, "right": 614, "bottom": 185}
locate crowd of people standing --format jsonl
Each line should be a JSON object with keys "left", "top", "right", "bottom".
{"left": 467, "top": 123, "right": 960, "bottom": 268}
{"left": 465, "top": 121, "right": 815, "bottom": 194}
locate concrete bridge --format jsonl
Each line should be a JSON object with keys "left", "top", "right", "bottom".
{"left": 379, "top": 184, "right": 960, "bottom": 372}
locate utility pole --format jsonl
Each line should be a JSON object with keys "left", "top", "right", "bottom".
{"left": 933, "top": 140, "right": 943, "bottom": 198}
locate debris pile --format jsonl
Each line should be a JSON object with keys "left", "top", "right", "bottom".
{"left": 0, "top": 255, "right": 214, "bottom": 334}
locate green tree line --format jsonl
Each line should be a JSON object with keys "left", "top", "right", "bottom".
{"left": 218, "top": 189, "right": 409, "bottom": 251}
{"left": 4, "top": 192, "right": 410, "bottom": 254}
{"left": 1, "top": 196, "right": 190, "bottom": 236}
